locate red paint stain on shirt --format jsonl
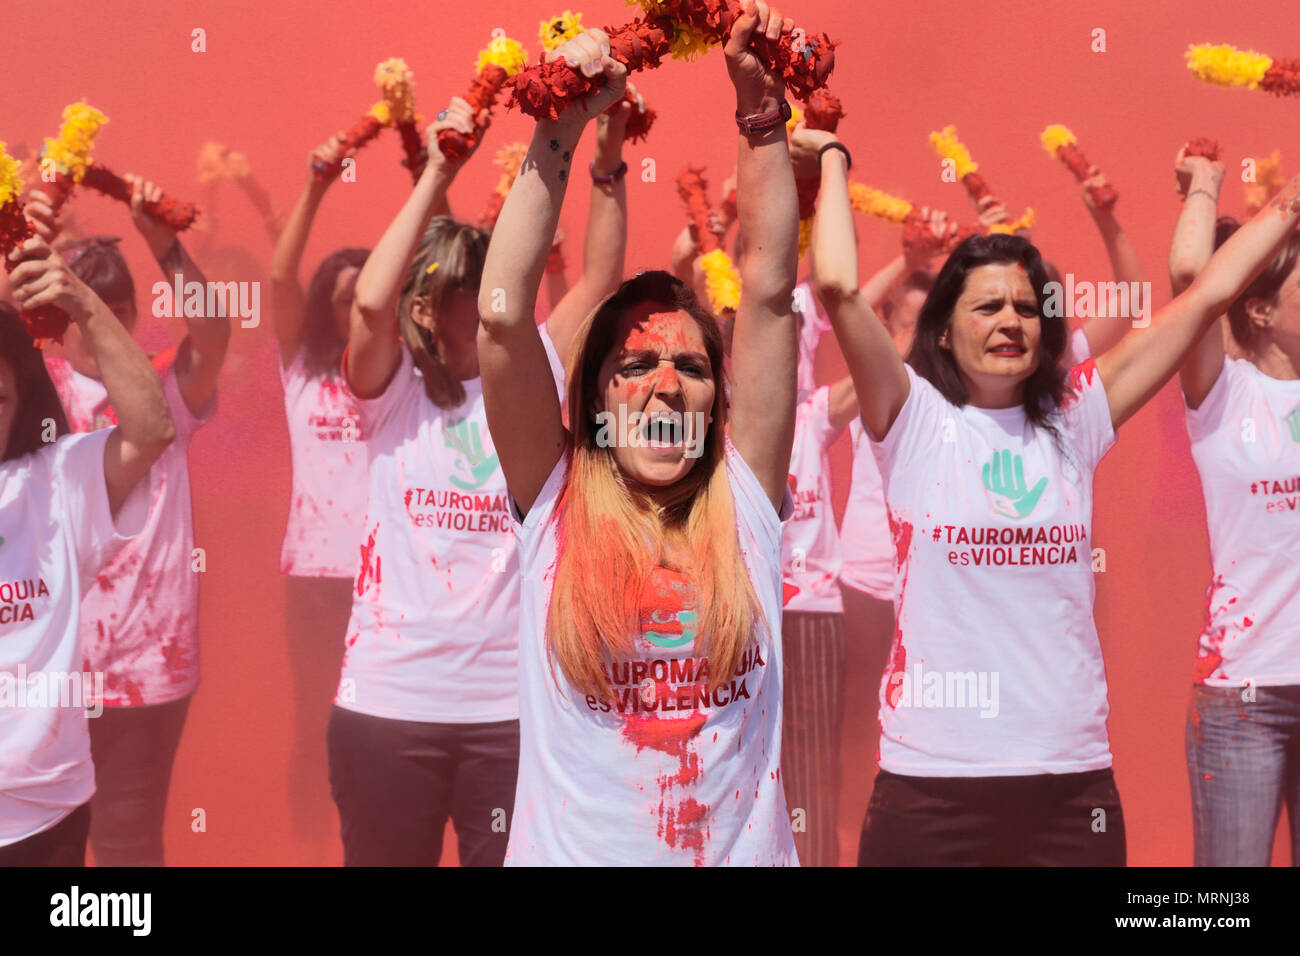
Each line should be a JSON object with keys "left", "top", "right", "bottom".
{"left": 356, "top": 523, "right": 382, "bottom": 597}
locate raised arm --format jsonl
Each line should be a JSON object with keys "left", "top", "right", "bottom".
{"left": 1078, "top": 173, "right": 1146, "bottom": 357}
{"left": 269, "top": 134, "right": 354, "bottom": 363}
{"left": 1167, "top": 149, "right": 1228, "bottom": 408}
{"left": 8, "top": 237, "right": 174, "bottom": 514}
{"left": 805, "top": 131, "right": 910, "bottom": 442}
{"left": 544, "top": 83, "right": 639, "bottom": 365}
{"left": 725, "top": 1, "right": 801, "bottom": 509}
{"left": 478, "top": 31, "right": 627, "bottom": 514}
{"left": 1097, "top": 169, "right": 1300, "bottom": 429}
{"left": 826, "top": 374, "right": 859, "bottom": 434}
{"left": 126, "top": 175, "right": 228, "bottom": 416}
{"left": 347, "top": 98, "right": 484, "bottom": 398}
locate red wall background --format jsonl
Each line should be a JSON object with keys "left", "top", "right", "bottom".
{"left": 5, "top": 0, "right": 1296, "bottom": 865}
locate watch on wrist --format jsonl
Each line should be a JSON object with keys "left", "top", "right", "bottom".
{"left": 735, "top": 100, "right": 792, "bottom": 136}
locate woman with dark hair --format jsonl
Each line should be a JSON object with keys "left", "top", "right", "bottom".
{"left": 479, "top": 2, "right": 801, "bottom": 866}
{"left": 268, "top": 133, "right": 373, "bottom": 859}
{"left": 0, "top": 237, "right": 173, "bottom": 866}
{"left": 1169, "top": 148, "right": 1300, "bottom": 866}
{"left": 23, "top": 176, "right": 227, "bottom": 867}
{"left": 810, "top": 121, "right": 1300, "bottom": 864}
{"left": 328, "top": 82, "right": 631, "bottom": 866}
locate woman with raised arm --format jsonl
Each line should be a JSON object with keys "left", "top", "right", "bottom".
{"left": 0, "top": 237, "right": 173, "bottom": 866}
{"left": 812, "top": 118, "right": 1300, "bottom": 865}
{"left": 1169, "top": 147, "right": 1300, "bottom": 867}
{"left": 328, "top": 85, "right": 629, "bottom": 866}
{"left": 267, "top": 133, "right": 372, "bottom": 858}
{"left": 24, "top": 177, "right": 225, "bottom": 867}
{"left": 479, "top": 1, "right": 801, "bottom": 866}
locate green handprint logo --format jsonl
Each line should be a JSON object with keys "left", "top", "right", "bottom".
{"left": 443, "top": 419, "right": 500, "bottom": 490}
{"left": 1285, "top": 407, "right": 1300, "bottom": 444}
{"left": 982, "top": 449, "right": 1048, "bottom": 520}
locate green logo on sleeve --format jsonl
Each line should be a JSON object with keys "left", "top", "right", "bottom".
{"left": 982, "top": 449, "right": 1048, "bottom": 520}
{"left": 443, "top": 419, "right": 500, "bottom": 491}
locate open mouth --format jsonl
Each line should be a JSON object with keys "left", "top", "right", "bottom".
{"left": 988, "top": 344, "right": 1027, "bottom": 357}
{"left": 641, "top": 412, "right": 686, "bottom": 447}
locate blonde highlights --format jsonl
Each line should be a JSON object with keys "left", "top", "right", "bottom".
{"left": 398, "top": 217, "right": 490, "bottom": 409}
{"left": 547, "top": 272, "right": 766, "bottom": 699}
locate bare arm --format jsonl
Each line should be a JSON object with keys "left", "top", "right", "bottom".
{"left": 8, "top": 238, "right": 175, "bottom": 514}
{"left": 478, "top": 34, "right": 627, "bottom": 515}
{"left": 1097, "top": 169, "right": 1300, "bottom": 429}
{"left": 725, "top": 2, "right": 801, "bottom": 509}
{"left": 809, "top": 138, "right": 909, "bottom": 442}
{"left": 860, "top": 254, "right": 908, "bottom": 312}
{"left": 127, "top": 176, "right": 228, "bottom": 417}
{"left": 1167, "top": 153, "right": 1228, "bottom": 408}
{"left": 269, "top": 134, "right": 353, "bottom": 363}
{"left": 347, "top": 99, "right": 483, "bottom": 399}
{"left": 545, "top": 84, "right": 639, "bottom": 366}
{"left": 1079, "top": 174, "right": 1146, "bottom": 357}
{"left": 826, "top": 374, "right": 858, "bottom": 434}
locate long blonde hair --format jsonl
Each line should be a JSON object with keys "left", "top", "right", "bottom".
{"left": 548, "top": 271, "right": 766, "bottom": 699}
{"left": 398, "top": 217, "right": 490, "bottom": 409}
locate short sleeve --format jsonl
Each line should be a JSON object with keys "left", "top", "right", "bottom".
{"left": 538, "top": 321, "right": 567, "bottom": 402}
{"left": 346, "top": 345, "right": 420, "bottom": 439}
{"left": 724, "top": 438, "right": 793, "bottom": 552}
{"left": 509, "top": 451, "right": 569, "bottom": 531}
{"left": 49, "top": 431, "right": 148, "bottom": 592}
{"left": 1184, "top": 355, "right": 1236, "bottom": 442}
{"left": 1064, "top": 326, "right": 1092, "bottom": 367}
{"left": 1059, "top": 359, "right": 1117, "bottom": 471}
{"left": 870, "top": 365, "right": 950, "bottom": 473}
{"left": 162, "top": 365, "right": 216, "bottom": 442}
{"left": 805, "top": 386, "right": 839, "bottom": 451}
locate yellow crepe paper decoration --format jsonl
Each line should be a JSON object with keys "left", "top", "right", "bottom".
{"left": 478, "top": 37, "right": 529, "bottom": 77}
{"left": 0, "top": 142, "right": 25, "bottom": 207}
{"left": 848, "top": 183, "right": 913, "bottom": 223}
{"left": 928, "top": 125, "right": 977, "bottom": 179}
{"left": 1186, "top": 43, "right": 1272, "bottom": 89}
{"left": 699, "top": 248, "right": 741, "bottom": 314}
{"left": 369, "top": 58, "right": 418, "bottom": 126}
{"left": 1040, "top": 124, "right": 1076, "bottom": 157}
{"left": 541, "top": 11, "right": 585, "bottom": 51}
{"left": 42, "top": 101, "right": 108, "bottom": 182}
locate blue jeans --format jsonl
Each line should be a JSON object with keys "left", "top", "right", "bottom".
{"left": 1186, "top": 683, "right": 1300, "bottom": 866}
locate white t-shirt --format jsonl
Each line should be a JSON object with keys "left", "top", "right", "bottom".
{"left": 839, "top": 329, "right": 1095, "bottom": 603}
{"left": 46, "top": 353, "right": 214, "bottom": 707}
{"left": 1065, "top": 326, "right": 1092, "bottom": 368}
{"left": 1185, "top": 358, "right": 1300, "bottom": 686}
{"left": 838, "top": 420, "right": 893, "bottom": 600}
{"left": 871, "top": 360, "right": 1116, "bottom": 776}
{"left": 278, "top": 349, "right": 370, "bottom": 578}
{"left": 506, "top": 441, "right": 797, "bottom": 865}
{"left": 782, "top": 387, "right": 844, "bottom": 614}
{"left": 336, "top": 336, "right": 564, "bottom": 723}
{"left": 0, "top": 431, "right": 147, "bottom": 845}
{"left": 795, "top": 280, "right": 831, "bottom": 395}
